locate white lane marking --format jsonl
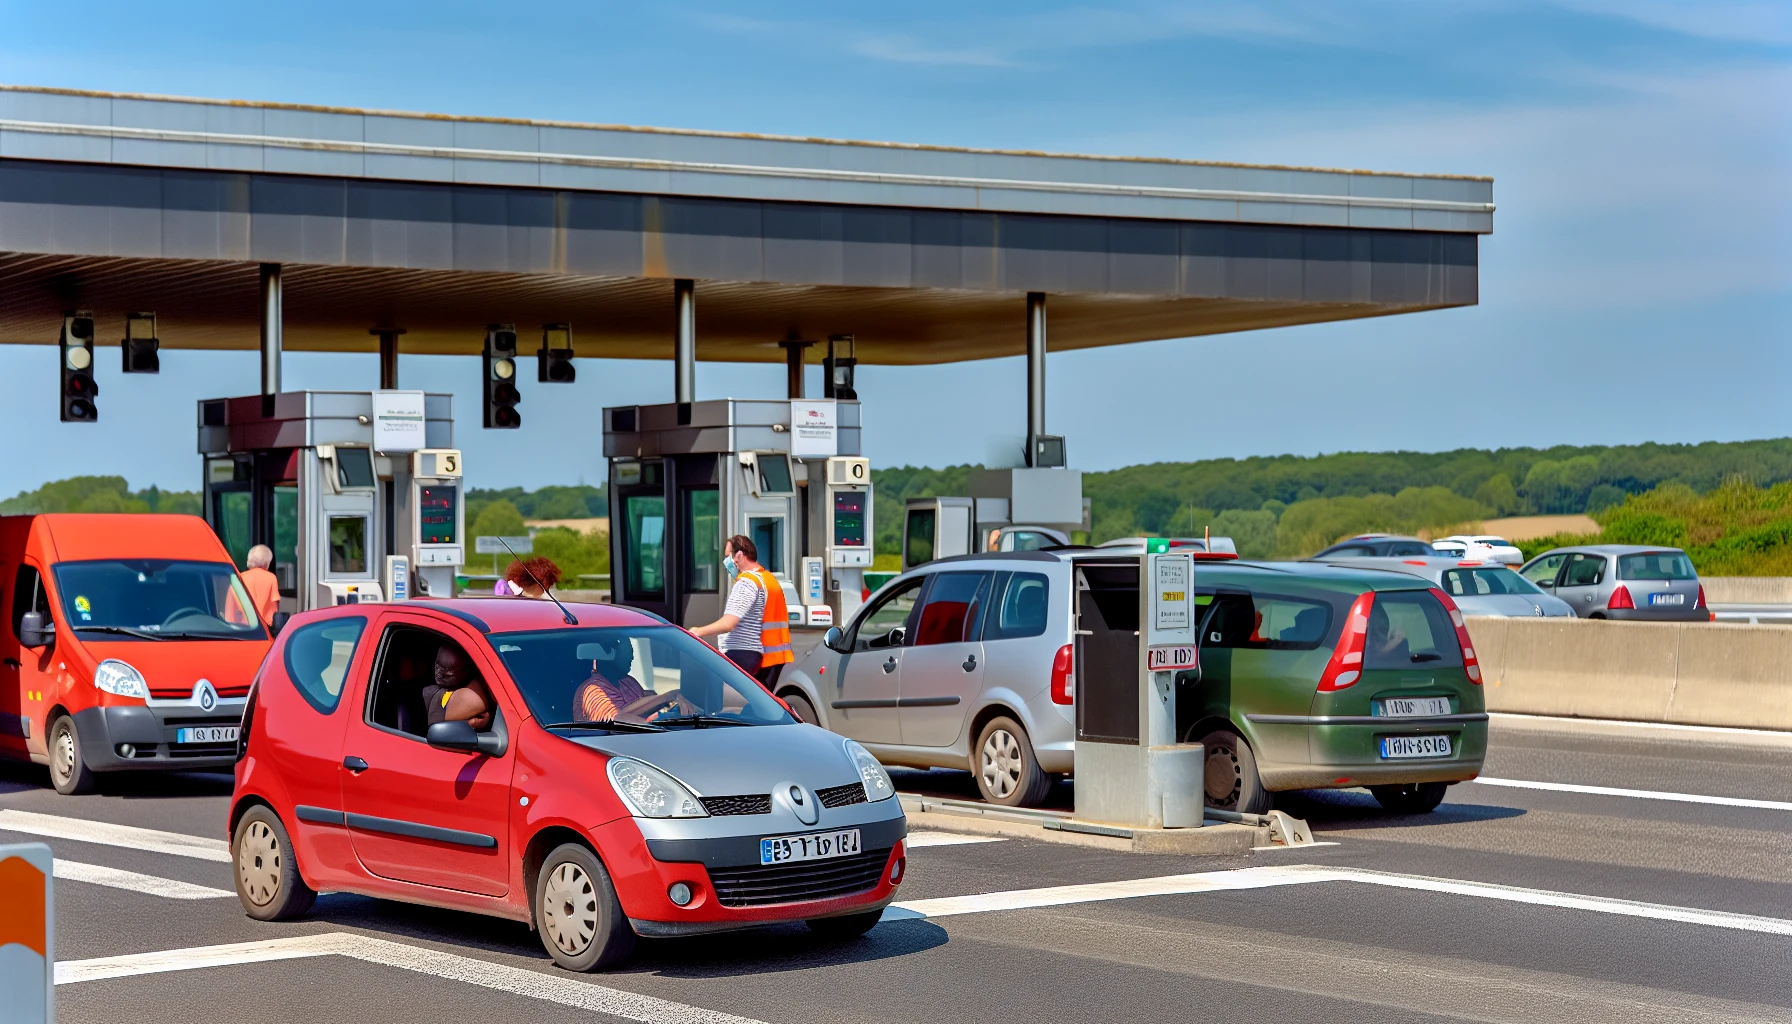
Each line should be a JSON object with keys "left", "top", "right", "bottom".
{"left": 58, "top": 932, "right": 767, "bottom": 1024}
{"left": 54, "top": 860, "right": 232, "bottom": 899}
{"left": 0, "top": 809, "right": 231, "bottom": 862}
{"left": 906, "top": 831, "right": 1005, "bottom": 848}
{"left": 1471, "top": 777, "right": 1792, "bottom": 813}
{"left": 887, "top": 864, "right": 1792, "bottom": 937}
{"left": 1489, "top": 712, "right": 1792, "bottom": 741}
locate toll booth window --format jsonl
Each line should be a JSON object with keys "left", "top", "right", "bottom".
{"left": 833, "top": 490, "right": 866, "bottom": 547}
{"left": 419, "top": 485, "right": 458, "bottom": 545}
{"left": 748, "top": 515, "right": 786, "bottom": 575}
{"left": 913, "top": 571, "right": 992, "bottom": 646}
{"left": 329, "top": 517, "right": 368, "bottom": 574}
{"left": 625, "top": 495, "right": 666, "bottom": 598}
{"left": 335, "top": 448, "right": 375, "bottom": 489}
{"left": 758, "top": 454, "right": 794, "bottom": 495}
{"left": 282, "top": 616, "right": 367, "bottom": 715}
{"left": 984, "top": 571, "right": 1050, "bottom": 641}
{"left": 685, "top": 488, "right": 720, "bottom": 593}
{"left": 1364, "top": 592, "right": 1462, "bottom": 669}
{"left": 213, "top": 490, "right": 252, "bottom": 570}
{"left": 905, "top": 508, "right": 936, "bottom": 568}
{"left": 273, "top": 486, "right": 299, "bottom": 593}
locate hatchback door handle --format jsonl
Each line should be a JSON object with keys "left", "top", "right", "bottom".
{"left": 962, "top": 654, "right": 977, "bottom": 672}
{"left": 343, "top": 756, "right": 369, "bottom": 773}
{"left": 882, "top": 657, "right": 897, "bottom": 674}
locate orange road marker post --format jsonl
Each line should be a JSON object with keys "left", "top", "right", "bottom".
{"left": 1, "top": 842, "right": 53, "bottom": 1024}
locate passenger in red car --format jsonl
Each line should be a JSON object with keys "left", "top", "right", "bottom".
{"left": 421, "top": 644, "right": 492, "bottom": 730}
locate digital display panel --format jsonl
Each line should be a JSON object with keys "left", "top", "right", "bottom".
{"left": 419, "top": 484, "right": 458, "bottom": 544}
{"left": 832, "top": 490, "right": 866, "bottom": 547}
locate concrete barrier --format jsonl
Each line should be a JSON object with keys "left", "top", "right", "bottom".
{"left": 1699, "top": 577, "right": 1792, "bottom": 605}
{"left": 1466, "top": 615, "right": 1792, "bottom": 731}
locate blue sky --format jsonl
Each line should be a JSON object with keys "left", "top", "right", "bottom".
{"left": 1, "top": 1, "right": 1788, "bottom": 495}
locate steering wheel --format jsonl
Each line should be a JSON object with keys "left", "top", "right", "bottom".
{"left": 160, "top": 606, "right": 211, "bottom": 629}
{"left": 620, "top": 689, "right": 688, "bottom": 722}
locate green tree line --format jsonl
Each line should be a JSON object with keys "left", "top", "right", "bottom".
{"left": 0, "top": 475, "right": 201, "bottom": 516}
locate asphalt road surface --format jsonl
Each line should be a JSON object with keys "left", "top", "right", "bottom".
{"left": 5, "top": 713, "right": 1789, "bottom": 1024}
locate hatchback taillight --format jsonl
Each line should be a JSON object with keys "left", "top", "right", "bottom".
{"left": 1318, "top": 592, "right": 1374, "bottom": 691}
{"left": 1050, "top": 644, "right": 1074, "bottom": 705}
{"left": 1695, "top": 584, "right": 1707, "bottom": 610}
{"left": 1429, "top": 587, "right": 1482, "bottom": 685}
{"left": 1607, "top": 585, "right": 1635, "bottom": 611}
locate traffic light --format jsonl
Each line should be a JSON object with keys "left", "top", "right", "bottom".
{"left": 483, "top": 324, "right": 521, "bottom": 428}
{"left": 60, "top": 311, "right": 98, "bottom": 422}
{"left": 122, "top": 311, "right": 160, "bottom": 373}
{"left": 538, "top": 323, "right": 575, "bottom": 383}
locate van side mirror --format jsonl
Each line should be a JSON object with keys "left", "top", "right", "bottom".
{"left": 822, "top": 626, "right": 848, "bottom": 653}
{"left": 18, "top": 611, "right": 53, "bottom": 649}
{"left": 426, "top": 719, "right": 506, "bottom": 757}
{"left": 269, "top": 611, "right": 291, "bottom": 637}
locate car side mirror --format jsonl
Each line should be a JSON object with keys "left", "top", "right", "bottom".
{"left": 823, "top": 626, "right": 847, "bottom": 653}
{"left": 269, "top": 611, "right": 291, "bottom": 637}
{"left": 427, "top": 718, "right": 507, "bottom": 757}
{"left": 1535, "top": 579, "right": 1553, "bottom": 588}
{"left": 18, "top": 611, "right": 53, "bottom": 649}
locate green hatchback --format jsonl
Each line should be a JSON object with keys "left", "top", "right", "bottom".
{"left": 1177, "top": 561, "right": 1487, "bottom": 814}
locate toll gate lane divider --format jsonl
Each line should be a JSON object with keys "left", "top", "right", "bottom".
{"left": 57, "top": 932, "right": 768, "bottom": 1024}
{"left": 1470, "top": 777, "right": 1792, "bottom": 812}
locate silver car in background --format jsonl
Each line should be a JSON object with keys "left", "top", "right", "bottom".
{"left": 1518, "top": 545, "right": 1710, "bottom": 621}
{"left": 1314, "top": 556, "right": 1574, "bottom": 617}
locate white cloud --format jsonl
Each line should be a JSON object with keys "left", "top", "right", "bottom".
{"left": 1549, "top": 0, "right": 1792, "bottom": 46}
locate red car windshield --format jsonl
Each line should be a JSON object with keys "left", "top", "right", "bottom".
{"left": 490, "top": 625, "right": 794, "bottom": 729}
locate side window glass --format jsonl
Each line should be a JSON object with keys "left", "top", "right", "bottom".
{"left": 913, "top": 571, "right": 992, "bottom": 646}
{"left": 1522, "top": 555, "right": 1564, "bottom": 585}
{"left": 854, "top": 578, "right": 924, "bottom": 651}
{"left": 10, "top": 564, "right": 49, "bottom": 639}
{"left": 1201, "top": 592, "right": 1332, "bottom": 650}
{"left": 283, "top": 616, "right": 367, "bottom": 715}
{"left": 367, "top": 625, "right": 483, "bottom": 737}
{"left": 1562, "top": 554, "right": 1606, "bottom": 587}
{"left": 986, "top": 571, "right": 1050, "bottom": 641}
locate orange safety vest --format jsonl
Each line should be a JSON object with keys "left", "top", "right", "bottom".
{"left": 741, "top": 568, "right": 794, "bottom": 666}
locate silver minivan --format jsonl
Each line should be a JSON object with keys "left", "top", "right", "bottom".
{"left": 780, "top": 552, "right": 1075, "bottom": 806}
{"left": 1518, "top": 544, "right": 1710, "bottom": 620}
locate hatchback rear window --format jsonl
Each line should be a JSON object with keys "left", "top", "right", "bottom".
{"left": 1364, "top": 591, "right": 1462, "bottom": 669}
{"left": 1618, "top": 552, "right": 1696, "bottom": 581}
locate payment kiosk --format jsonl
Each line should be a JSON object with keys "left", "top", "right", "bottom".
{"left": 604, "top": 399, "right": 871, "bottom": 628}
{"left": 197, "top": 391, "right": 465, "bottom": 612}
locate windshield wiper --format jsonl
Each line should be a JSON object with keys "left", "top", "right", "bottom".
{"left": 540, "top": 720, "right": 668, "bottom": 734}
{"left": 156, "top": 631, "right": 257, "bottom": 641}
{"left": 654, "top": 714, "right": 754, "bottom": 729}
{"left": 72, "top": 625, "right": 169, "bottom": 641}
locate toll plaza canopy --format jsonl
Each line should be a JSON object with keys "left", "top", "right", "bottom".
{"left": 0, "top": 85, "right": 1492, "bottom": 364}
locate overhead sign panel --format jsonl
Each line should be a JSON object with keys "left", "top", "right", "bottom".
{"left": 372, "top": 390, "right": 427, "bottom": 453}
{"left": 791, "top": 400, "right": 838, "bottom": 458}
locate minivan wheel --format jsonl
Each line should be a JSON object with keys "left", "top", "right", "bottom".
{"left": 781, "top": 691, "right": 820, "bottom": 726}
{"left": 1370, "top": 782, "right": 1448, "bottom": 814}
{"left": 974, "top": 716, "right": 1053, "bottom": 807}
{"left": 232, "top": 805, "right": 315, "bottom": 921}
{"left": 48, "top": 715, "right": 96, "bottom": 796}
{"left": 535, "top": 843, "right": 635, "bottom": 972}
{"left": 1196, "top": 729, "right": 1270, "bottom": 814}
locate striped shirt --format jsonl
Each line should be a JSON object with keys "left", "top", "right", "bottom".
{"left": 720, "top": 576, "right": 767, "bottom": 653}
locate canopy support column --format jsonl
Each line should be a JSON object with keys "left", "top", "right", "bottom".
{"left": 674, "top": 279, "right": 695, "bottom": 422}
{"left": 1026, "top": 291, "right": 1047, "bottom": 467}
{"left": 259, "top": 264, "right": 282, "bottom": 414}
{"left": 780, "top": 340, "right": 813, "bottom": 399}
{"left": 371, "top": 328, "right": 405, "bottom": 390}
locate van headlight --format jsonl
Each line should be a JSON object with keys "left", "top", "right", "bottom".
{"left": 93, "top": 659, "right": 149, "bottom": 699}
{"left": 845, "top": 739, "right": 895, "bottom": 802}
{"left": 606, "top": 757, "right": 708, "bottom": 818}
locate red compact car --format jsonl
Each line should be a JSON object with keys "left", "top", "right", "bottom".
{"left": 229, "top": 597, "right": 907, "bottom": 971}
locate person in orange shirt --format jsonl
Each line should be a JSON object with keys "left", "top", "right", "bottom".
{"left": 690, "top": 535, "right": 794, "bottom": 687}
{"left": 241, "top": 544, "right": 281, "bottom": 626}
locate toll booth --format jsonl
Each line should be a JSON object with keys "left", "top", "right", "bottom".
{"left": 903, "top": 467, "right": 1088, "bottom": 569}
{"left": 604, "top": 399, "right": 872, "bottom": 629}
{"left": 198, "top": 391, "right": 464, "bottom": 611}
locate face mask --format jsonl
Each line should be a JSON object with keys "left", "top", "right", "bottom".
{"left": 724, "top": 557, "right": 739, "bottom": 580}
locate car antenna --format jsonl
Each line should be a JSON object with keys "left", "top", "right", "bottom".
{"left": 497, "top": 537, "right": 577, "bottom": 625}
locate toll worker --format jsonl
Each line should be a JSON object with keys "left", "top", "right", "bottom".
{"left": 690, "top": 534, "right": 794, "bottom": 687}
{"left": 241, "top": 544, "right": 281, "bottom": 626}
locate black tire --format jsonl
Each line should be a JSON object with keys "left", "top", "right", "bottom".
{"left": 974, "top": 716, "right": 1052, "bottom": 807}
{"left": 1197, "top": 728, "right": 1270, "bottom": 814}
{"left": 48, "top": 715, "right": 96, "bottom": 796}
{"left": 1370, "top": 781, "right": 1448, "bottom": 814}
{"left": 781, "top": 691, "right": 821, "bottom": 726}
{"left": 535, "top": 843, "right": 636, "bottom": 972}
{"left": 806, "top": 909, "right": 883, "bottom": 939}
{"left": 232, "top": 804, "right": 316, "bottom": 921}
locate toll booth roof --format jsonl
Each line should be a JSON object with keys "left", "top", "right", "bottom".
{"left": 0, "top": 85, "right": 1493, "bottom": 363}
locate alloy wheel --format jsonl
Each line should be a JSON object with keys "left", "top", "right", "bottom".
{"left": 980, "top": 728, "right": 1022, "bottom": 799}
{"left": 238, "top": 820, "right": 282, "bottom": 907}
{"left": 542, "top": 862, "right": 599, "bottom": 957}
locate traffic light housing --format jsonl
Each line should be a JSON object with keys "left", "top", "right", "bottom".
{"left": 122, "top": 311, "right": 160, "bottom": 374}
{"left": 483, "top": 324, "right": 521, "bottom": 428}
{"left": 538, "top": 323, "right": 575, "bottom": 383}
{"left": 60, "top": 311, "right": 98, "bottom": 422}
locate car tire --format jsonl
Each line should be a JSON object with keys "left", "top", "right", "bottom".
{"left": 781, "top": 691, "right": 821, "bottom": 727}
{"left": 974, "top": 716, "right": 1052, "bottom": 807}
{"left": 806, "top": 909, "right": 883, "bottom": 939}
{"left": 232, "top": 804, "right": 316, "bottom": 921}
{"left": 1197, "top": 729, "right": 1270, "bottom": 814}
{"left": 535, "top": 843, "right": 635, "bottom": 973}
{"left": 48, "top": 715, "right": 96, "bottom": 796}
{"left": 1369, "top": 781, "right": 1448, "bottom": 814}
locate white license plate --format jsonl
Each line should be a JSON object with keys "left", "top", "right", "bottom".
{"left": 175, "top": 726, "right": 238, "bottom": 744}
{"left": 1380, "top": 734, "right": 1452, "bottom": 759}
{"left": 1377, "top": 696, "right": 1451, "bottom": 718}
{"left": 1649, "top": 593, "right": 1685, "bottom": 606}
{"left": 760, "top": 828, "right": 861, "bottom": 865}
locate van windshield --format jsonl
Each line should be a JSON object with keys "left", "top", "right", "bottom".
{"left": 491, "top": 625, "right": 794, "bottom": 731}
{"left": 53, "top": 560, "right": 266, "bottom": 640}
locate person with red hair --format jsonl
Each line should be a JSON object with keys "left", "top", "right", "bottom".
{"left": 496, "top": 556, "right": 562, "bottom": 598}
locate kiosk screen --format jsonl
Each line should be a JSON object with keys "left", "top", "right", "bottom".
{"left": 419, "top": 485, "right": 458, "bottom": 544}
{"left": 833, "top": 491, "right": 866, "bottom": 547}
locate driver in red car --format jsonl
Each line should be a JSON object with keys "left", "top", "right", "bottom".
{"left": 421, "top": 644, "right": 493, "bottom": 730}
{"left": 572, "top": 638, "right": 649, "bottom": 722}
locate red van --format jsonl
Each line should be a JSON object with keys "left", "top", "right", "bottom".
{"left": 0, "top": 514, "right": 272, "bottom": 794}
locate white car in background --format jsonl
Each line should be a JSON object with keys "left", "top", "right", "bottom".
{"left": 1432, "top": 535, "right": 1523, "bottom": 566}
